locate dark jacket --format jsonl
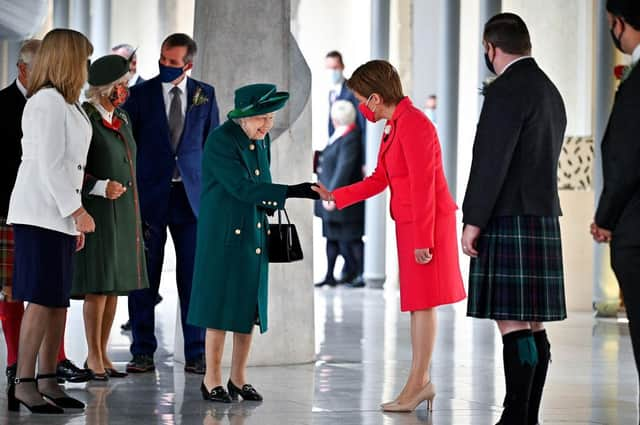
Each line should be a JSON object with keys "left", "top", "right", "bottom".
{"left": 462, "top": 58, "right": 567, "bottom": 228}
{"left": 122, "top": 76, "right": 219, "bottom": 224}
{"left": 595, "top": 62, "right": 640, "bottom": 247}
{"left": 0, "top": 81, "right": 26, "bottom": 216}
{"left": 315, "top": 128, "right": 364, "bottom": 228}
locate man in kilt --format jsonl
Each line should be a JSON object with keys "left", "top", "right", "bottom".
{"left": 592, "top": 0, "right": 640, "bottom": 419}
{"left": 461, "top": 13, "right": 567, "bottom": 425}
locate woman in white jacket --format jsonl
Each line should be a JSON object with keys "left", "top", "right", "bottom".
{"left": 6, "top": 29, "right": 95, "bottom": 414}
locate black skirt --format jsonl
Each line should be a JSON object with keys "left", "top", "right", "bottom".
{"left": 12, "top": 224, "right": 76, "bottom": 308}
{"left": 466, "top": 216, "right": 567, "bottom": 322}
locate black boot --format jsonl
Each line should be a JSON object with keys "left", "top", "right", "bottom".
{"left": 497, "top": 329, "right": 538, "bottom": 425}
{"left": 528, "top": 330, "right": 551, "bottom": 425}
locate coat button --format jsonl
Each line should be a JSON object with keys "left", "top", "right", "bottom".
{"left": 257, "top": 222, "right": 261, "bottom": 229}
{"left": 77, "top": 164, "right": 82, "bottom": 170}
{"left": 273, "top": 201, "right": 278, "bottom": 206}
{"left": 175, "top": 155, "right": 178, "bottom": 161}
{"left": 267, "top": 230, "right": 271, "bottom": 235}
{"left": 235, "top": 229, "right": 241, "bottom": 235}
{"left": 127, "top": 181, "right": 133, "bottom": 187}
{"left": 262, "top": 201, "right": 267, "bottom": 205}
{"left": 255, "top": 248, "right": 261, "bottom": 255}
{"left": 249, "top": 144, "right": 255, "bottom": 150}
{"left": 254, "top": 169, "right": 260, "bottom": 176}
{"left": 76, "top": 189, "right": 80, "bottom": 194}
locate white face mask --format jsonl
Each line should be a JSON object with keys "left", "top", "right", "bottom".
{"left": 328, "top": 69, "right": 343, "bottom": 85}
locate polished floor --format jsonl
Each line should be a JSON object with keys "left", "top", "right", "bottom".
{"left": 0, "top": 282, "right": 638, "bottom": 424}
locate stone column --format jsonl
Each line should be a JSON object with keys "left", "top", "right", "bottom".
{"left": 437, "top": 0, "right": 461, "bottom": 199}
{"left": 592, "top": 0, "right": 619, "bottom": 317}
{"left": 70, "top": 0, "right": 90, "bottom": 36}
{"left": 90, "top": 0, "right": 111, "bottom": 57}
{"left": 477, "top": 0, "right": 501, "bottom": 113}
{"left": 53, "top": 0, "right": 70, "bottom": 28}
{"left": 363, "top": 0, "right": 390, "bottom": 289}
{"left": 192, "top": 0, "right": 314, "bottom": 365}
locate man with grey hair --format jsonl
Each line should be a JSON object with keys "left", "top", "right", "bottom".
{"left": 112, "top": 43, "right": 144, "bottom": 86}
{"left": 0, "top": 39, "right": 93, "bottom": 385}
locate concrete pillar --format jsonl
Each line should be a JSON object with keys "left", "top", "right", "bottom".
{"left": 191, "top": 0, "right": 314, "bottom": 366}
{"left": 90, "top": 0, "right": 111, "bottom": 58}
{"left": 54, "top": 0, "right": 70, "bottom": 28}
{"left": 6, "top": 41, "right": 19, "bottom": 85}
{"left": 70, "top": 0, "right": 90, "bottom": 36}
{"left": 592, "top": 0, "right": 619, "bottom": 317}
{"left": 477, "top": 0, "right": 501, "bottom": 112}
{"left": 437, "top": 0, "right": 461, "bottom": 199}
{"left": 363, "top": 0, "right": 390, "bottom": 289}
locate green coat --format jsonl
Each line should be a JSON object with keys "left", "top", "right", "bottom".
{"left": 187, "top": 120, "right": 288, "bottom": 334}
{"left": 71, "top": 103, "right": 149, "bottom": 296}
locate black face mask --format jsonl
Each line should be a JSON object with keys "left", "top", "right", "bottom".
{"left": 610, "top": 19, "right": 625, "bottom": 53}
{"left": 484, "top": 52, "right": 496, "bottom": 75}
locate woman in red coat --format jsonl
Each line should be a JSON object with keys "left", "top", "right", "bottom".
{"left": 314, "top": 60, "right": 466, "bottom": 412}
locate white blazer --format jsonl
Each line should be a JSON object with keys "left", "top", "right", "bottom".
{"left": 7, "top": 88, "right": 92, "bottom": 235}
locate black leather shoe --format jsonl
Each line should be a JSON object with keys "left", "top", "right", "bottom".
{"left": 105, "top": 368, "right": 128, "bottom": 378}
{"left": 120, "top": 320, "right": 132, "bottom": 331}
{"left": 201, "top": 381, "right": 232, "bottom": 403}
{"left": 337, "top": 272, "right": 358, "bottom": 284}
{"left": 8, "top": 378, "right": 64, "bottom": 414}
{"left": 56, "top": 359, "right": 92, "bottom": 383}
{"left": 184, "top": 355, "right": 206, "bottom": 374}
{"left": 314, "top": 278, "right": 337, "bottom": 288}
{"left": 347, "top": 276, "right": 366, "bottom": 288}
{"left": 37, "top": 373, "right": 85, "bottom": 409}
{"left": 227, "top": 380, "right": 263, "bottom": 401}
{"left": 6, "top": 363, "right": 16, "bottom": 385}
{"left": 126, "top": 354, "right": 155, "bottom": 373}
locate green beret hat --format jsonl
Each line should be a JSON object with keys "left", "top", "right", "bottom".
{"left": 88, "top": 54, "right": 130, "bottom": 86}
{"left": 227, "top": 83, "right": 289, "bottom": 119}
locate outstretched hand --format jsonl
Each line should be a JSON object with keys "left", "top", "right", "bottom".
{"left": 312, "top": 182, "right": 332, "bottom": 202}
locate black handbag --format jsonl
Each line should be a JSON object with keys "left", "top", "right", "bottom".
{"left": 268, "top": 209, "right": 303, "bottom": 263}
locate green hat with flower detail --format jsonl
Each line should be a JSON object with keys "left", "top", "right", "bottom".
{"left": 227, "top": 83, "right": 289, "bottom": 119}
{"left": 88, "top": 53, "right": 132, "bottom": 86}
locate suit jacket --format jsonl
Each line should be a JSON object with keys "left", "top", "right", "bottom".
{"left": 314, "top": 127, "right": 364, "bottom": 224}
{"left": 595, "top": 62, "right": 640, "bottom": 247}
{"left": 0, "top": 81, "right": 26, "bottom": 217}
{"left": 333, "top": 97, "right": 457, "bottom": 249}
{"left": 123, "top": 76, "right": 219, "bottom": 223}
{"left": 7, "top": 88, "right": 92, "bottom": 235}
{"left": 329, "top": 81, "right": 367, "bottom": 160}
{"left": 462, "top": 58, "right": 567, "bottom": 229}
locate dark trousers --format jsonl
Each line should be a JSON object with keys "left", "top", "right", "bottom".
{"left": 326, "top": 239, "right": 363, "bottom": 278}
{"left": 129, "top": 183, "right": 205, "bottom": 361}
{"left": 611, "top": 246, "right": 640, "bottom": 382}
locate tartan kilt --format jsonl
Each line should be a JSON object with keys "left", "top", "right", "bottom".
{"left": 0, "top": 217, "right": 14, "bottom": 291}
{"left": 466, "top": 215, "right": 567, "bottom": 322}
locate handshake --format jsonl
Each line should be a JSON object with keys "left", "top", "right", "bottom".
{"left": 286, "top": 182, "right": 333, "bottom": 202}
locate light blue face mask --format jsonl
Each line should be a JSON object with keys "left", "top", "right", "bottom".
{"left": 328, "top": 69, "right": 343, "bottom": 85}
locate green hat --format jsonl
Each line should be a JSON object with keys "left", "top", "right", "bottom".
{"left": 227, "top": 83, "right": 289, "bottom": 119}
{"left": 88, "top": 54, "right": 131, "bottom": 86}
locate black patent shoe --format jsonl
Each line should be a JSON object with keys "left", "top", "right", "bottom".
{"left": 6, "top": 364, "right": 16, "bottom": 385}
{"left": 200, "top": 382, "right": 232, "bottom": 403}
{"left": 57, "top": 359, "right": 92, "bottom": 383}
{"left": 8, "top": 377, "right": 64, "bottom": 414}
{"left": 314, "top": 278, "right": 337, "bottom": 288}
{"left": 37, "top": 374, "right": 85, "bottom": 409}
{"left": 227, "top": 380, "right": 263, "bottom": 401}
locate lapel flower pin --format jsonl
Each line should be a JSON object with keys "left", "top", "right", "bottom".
{"left": 480, "top": 76, "right": 497, "bottom": 96}
{"left": 192, "top": 86, "right": 209, "bottom": 107}
{"left": 384, "top": 124, "right": 392, "bottom": 135}
{"left": 614, "top": 64, "right": 634, "bottom": 83}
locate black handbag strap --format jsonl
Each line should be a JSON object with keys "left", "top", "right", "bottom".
{"left": 276, "top": 208, "right": 291, "bottom": 226}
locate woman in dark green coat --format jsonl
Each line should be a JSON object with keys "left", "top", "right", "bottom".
{"left": 71, "top": 54, "right": 149, "bottom": 380}
{"left": 188, "top": 84, "right": 318, "bottom": 403}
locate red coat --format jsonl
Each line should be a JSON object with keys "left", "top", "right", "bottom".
{"left": 333, "top": 97, "right": 466, "bottom": 311}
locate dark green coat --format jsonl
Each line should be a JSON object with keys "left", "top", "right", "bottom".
{"left": 71, "top": 103, "right": 149, "bottom": 296}
{"left": 187, "top": 120, "right": 288, "bottom": 334}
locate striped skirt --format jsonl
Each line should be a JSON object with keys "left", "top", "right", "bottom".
{"left": 467, "top": 216, "right": 567, "bottom": 322}
{"left": 0, "top": 217, "right": 14, "bottom": 291}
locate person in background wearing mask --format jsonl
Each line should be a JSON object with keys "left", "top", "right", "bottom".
{"left": 122, "top": 33, "right": 219, "bottom": 375}
{"left": 112, "top": 43, "right": 144, "bottom": 86}
{"left": 71, "top": 54, "right": 149, "bottom": 381}
{"left": 313, "top": 60, "right": 465, "bottom": 413}
{"left": 423, "top": 94, "right": 437, "bottom": 125}
{"left": 592, "top": 1, "right": 640, "bottom": 419}
{"left": 461, "top": 13, "right": 567, "bottom": 425}
{"left": 323, "top": 50, "right": 366, "bottom": 288}
{"left": 0, "top": 39, "right": 92, "bottom": 387}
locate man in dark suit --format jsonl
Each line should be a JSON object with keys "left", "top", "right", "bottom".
{"left": 324, "top": 50, "right": 366, "bottom": 287}
{"left": 461, "top": 14, "right": 567, "bottom": 425}
{"left": 593, "top": 0, "right": 640, "bottom": 414}
{"left": 112, "top": 43, "right": 145, "bottom": 86}
{"left": 123, "top": 33, "right": 219, "bottom": 374}
{"left": 0, "top": 39, "right": 92, "bottom": 385}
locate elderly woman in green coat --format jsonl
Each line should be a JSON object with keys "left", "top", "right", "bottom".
{"left": 71, "top": 54, "right": 149, "bottom": 380}
{"left": 188, "top": 83, "right": 318, "bottom": 403}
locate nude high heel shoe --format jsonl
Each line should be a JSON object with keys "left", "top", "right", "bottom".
{"left": 382, "top": 381, "right": 436, "bottom": 412}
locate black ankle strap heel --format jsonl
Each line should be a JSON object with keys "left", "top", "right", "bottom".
{"left": 8, "top": 377, "right": 63, "bottom": 414}
{"left": 36, "top": 373, "right": 85, "bottom": 410}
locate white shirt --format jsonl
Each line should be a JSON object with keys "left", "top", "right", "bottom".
{"left": 500, "top": 55, "right": 532, "bottom": 75}
{"left": 162, "top": 77, "right": 188, "bottom": 119}
{"left": 128, "top": 73, "right": 140, "bottom": 87}
{"left": 632, "top": 44, "right": 640, "bottom": 67}
{"left": 7, "top": 88, "right": 92, "bottom": 235}
{"left": 16, "top": 79, "right": 27, "bottom": 98}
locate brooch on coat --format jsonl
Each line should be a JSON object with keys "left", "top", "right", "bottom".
{"left": 614, "top": 63, "right": 635, "bottom": 83}
{"left": 192, "top": 86, "right": 209, "bottom": 107}
{"left": 479, "top": 76, "right": 497, "bottom": 96}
